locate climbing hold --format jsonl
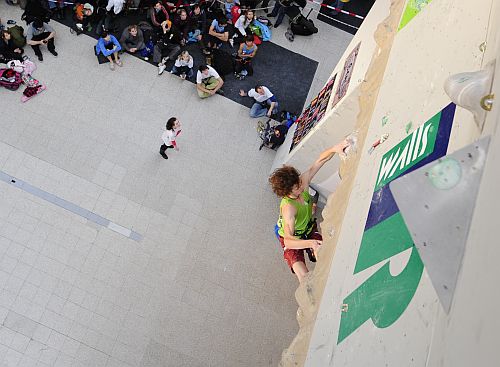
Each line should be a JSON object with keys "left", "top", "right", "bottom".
{"left": 368, "top": 133, "right": 389, "bottom": 155}
{"left": 405, "top": 121, "right": 413, "bottom": 134}
{"left": 340, "top": 131, "right": 358, "bottom": 160}
{"left": 381, "top": 115, "right": 389, "bottom": 126}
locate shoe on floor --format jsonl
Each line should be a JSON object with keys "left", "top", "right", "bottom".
{"left": 37, "top": 55, "right": 43, "bottom": 62}
{"left": 159, "top": 152, "right": 168, "bottom": 159}
{"left": 50, "top": 50, "right": 58, "bottom": 57}
{"left": 116, "top": 60, "right": 123, "bottom": 67}
{"left": 215, "top": 89, "right": 225, "bottom": 96}
{"left": 158, "top": 63, "right": 166, "bottom": 75}
{"left": 109, "top": 62, "right": 115, "bottom": 70}
{"left": 180, "top": 73, "right": 186, "bottom": 80}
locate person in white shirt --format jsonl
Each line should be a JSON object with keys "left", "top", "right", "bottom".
{"left": 159, "top": 117, "right": 182, "bottom": 160}
{"left": 233, "top": 9, "right": 255, "bottom": 41}
{"left": 106, "top": 0, "right": 125, "bottom": 14}
{"left": 103, "top": 0, "right": 125, "bottom": 31}
{"left": 196, "top": 64, "right": 224, "bottom": 98}
{"left": 239, "top": 85, "right": 279, "bottom": 118}
{"left": 171, "top": 51, "right": 194, "bottom": 80}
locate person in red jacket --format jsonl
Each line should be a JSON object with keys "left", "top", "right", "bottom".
{"left": 149, "top": 0, "right": 169, "bottom": 32}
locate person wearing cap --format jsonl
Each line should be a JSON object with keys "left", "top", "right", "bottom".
{"left": 26, "top": 19, "right": 57, "bottom": 62}
{"left": 154, "top": 20, "right": 182, "bottom": 75}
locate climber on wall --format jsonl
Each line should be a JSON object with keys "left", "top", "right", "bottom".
{"left": 269, "top": 139, "right": 349, "bottom": 283}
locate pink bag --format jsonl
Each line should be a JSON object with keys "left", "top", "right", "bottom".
{"left": 6, "top": 59, "right": 37, "bottom": 75}
{"left": 6, "top": 60, "right": 24, "bottom": 73}
{"left": 22, "top": 60, "right": 37, "bottom": 75}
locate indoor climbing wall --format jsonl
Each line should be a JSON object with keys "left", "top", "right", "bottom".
{"left": 277, "top": 0, "right": 500, "bottom": 366}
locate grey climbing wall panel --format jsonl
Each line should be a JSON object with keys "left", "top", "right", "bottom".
{"left": 389, "top": 136, "right": 491, "bottom": 313}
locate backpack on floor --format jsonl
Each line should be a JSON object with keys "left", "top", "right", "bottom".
{"left": 212, "top": 49, "right": 234, "bottom": 76}
{"left": 139, "top": 40, "right": 154, "bottom": 58}
{"left": 0, "top": 68, "right": 23, "bottom": 90}
{"left": 138, "top": 21, "right": 154, "bottom": 43}
{"left": 8, "top": 59, "right": 37, "bottom": 75}
{"left": 7, "top": 60, "right": 24, "bottom": 73}
{"left": 291, "top": 16, "right": 318, "bottom": 36}
{"left": 7, "top": 25, "right": 27, "bottom": 48}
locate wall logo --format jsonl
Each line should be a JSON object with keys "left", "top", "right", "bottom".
{"left": 337, "top": 103, "right": 456, "bottom": 344}
{"left": 398, "top": 0, "right": 434, "bottom": 31}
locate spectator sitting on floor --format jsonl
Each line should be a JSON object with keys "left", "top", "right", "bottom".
{"left": 233, "top": 9, "right": 255, "bottom": 43}
{"left": 154, "top": 20, "right": 182, "bottom": 75}
{"left": 188, "top": 4, "right": 207, "bottom": 48}
{"left": 21, "top": 0, "right": 51, "bottom": 25}
{"left": 196, "top": 64, "right": 224, "bottom": 98}
{"left": 120, "top": 25, "right": 145, "bottom": 54}
{"left": 26, "top": 19, "right": 57, "bottom": 62}
{"left": 73, "top": 3, "right": 94, "bottom": 35}
{"left": 95, "top": 30, "right": 122, "bottom": 70}
{"left": 267, "top": 0, "right": 293, "bottom": 28}
{"left": 207, "top": 16, "right": 229, "bottom": 50}
{"left": 239, "top": 85, "right": 279, "bottom": 118}
{"left": 48, "top": 0, "right": 68, "bottom": 20}
{"left": 171, "top": 50, "right": 194, "bottom": 80}
{"left": 149, "top": 0, "right": 169, "bottom": 31}
{"left": 0, "top": 30, "right": 24, "bottom": 63}
{"left": 173, "top": 8, "right": 190, "bottom": 46}
{"left": 268, "top": 124, "right": 288, "bottom": 149}
{"left": 234, "top": 35, "right": 257, "bottom": 80}
{"left": 104, "top": 0, "right": 125, "bottom": 32}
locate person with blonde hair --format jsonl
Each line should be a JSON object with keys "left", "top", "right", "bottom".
{"left": 171, "top": 50, "right": 194, "bottom": 80}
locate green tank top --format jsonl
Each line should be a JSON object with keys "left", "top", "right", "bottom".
{"left": 277, "top": 190, "right": 313, "bottom": 237}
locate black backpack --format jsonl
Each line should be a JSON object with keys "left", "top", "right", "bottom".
{"left": 291, "top": 16, "right": 318, "bottom": 36}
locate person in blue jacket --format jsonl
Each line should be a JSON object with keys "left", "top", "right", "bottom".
{"left": 95, "top": 30, "right": 122, "bottom": 70}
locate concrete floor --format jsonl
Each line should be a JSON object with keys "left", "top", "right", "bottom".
{"left": 0, "top": 3, "right": 352, "bottom": 366}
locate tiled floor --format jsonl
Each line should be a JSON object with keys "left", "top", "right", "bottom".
{"left": 0, "top": 3, "right": 352, "bottom": 366}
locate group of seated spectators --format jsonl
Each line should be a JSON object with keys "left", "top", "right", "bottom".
{"left": 86, "top": 0, "right": 273, "bottom": 96}
{"left": 1, "top": 0, "right": 283, "bottom": 115}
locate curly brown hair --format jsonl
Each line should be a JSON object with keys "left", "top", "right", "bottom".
{"left": 269, "top": 166, "right": 301, "bottom": 197}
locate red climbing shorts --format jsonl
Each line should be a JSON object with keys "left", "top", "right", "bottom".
{"left": 279, "top": 223, "right": 322, "bottom": 272}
